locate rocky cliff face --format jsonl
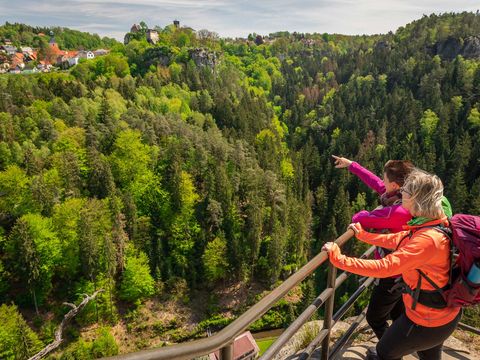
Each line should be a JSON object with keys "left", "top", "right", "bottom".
{"left": 433, "top": 36, "right": 480, "bottom": 60}
{"left": 188, "top": 48, "right": 218, "bottom": 68}
{"left": 462, "top": 36, "right": 480, "bottom": 59}
{"left": 142, "top": 47, "right": 219, "bottom": 70}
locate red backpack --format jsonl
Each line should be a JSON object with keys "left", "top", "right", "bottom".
{"left": 415, "top": 214, "right": 480, "bottom": 308}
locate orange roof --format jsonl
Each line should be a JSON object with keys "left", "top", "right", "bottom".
{"left": 49, "top": 42, "right": 65, "bottom": 55}
{"left": 65, "top": 50, "right": 78, "bottom": 58}
{"left": 11, "top": 53, "right": 24, "bottom": 67}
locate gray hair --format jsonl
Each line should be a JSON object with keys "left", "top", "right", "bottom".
{"left": 402, "top": 169, "right": 444, "bottom": 218}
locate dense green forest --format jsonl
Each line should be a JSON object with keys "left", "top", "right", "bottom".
{"left": 0, "top": 12, "right": 479, "bottom": 359}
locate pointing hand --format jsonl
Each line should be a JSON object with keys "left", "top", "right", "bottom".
{"left": 332, "top": 155, "right": 352, "bottom": 169}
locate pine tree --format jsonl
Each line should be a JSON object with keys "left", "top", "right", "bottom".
{"left": 0, "top": 304, "right": 43, "bottom": 359}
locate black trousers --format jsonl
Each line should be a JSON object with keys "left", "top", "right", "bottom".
{"left": 366, "top": 277, "right": 405, "bottom": 340}
{"left": 376, "top": 310, "right": 462, "bottom": 360}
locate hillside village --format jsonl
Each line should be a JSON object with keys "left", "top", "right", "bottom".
{"left": 0, "top": 33, "right": 109, "bottom": 74}
{"left": 0, "top": 21, "right": 331, "bottom": 76}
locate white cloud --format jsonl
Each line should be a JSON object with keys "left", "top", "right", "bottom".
{"left": 0, "top": 0, "right": 478, "bottom": 39}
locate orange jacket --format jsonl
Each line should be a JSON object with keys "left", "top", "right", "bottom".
{"left": 328, "top": 218, "right": 460, "bottom": 327}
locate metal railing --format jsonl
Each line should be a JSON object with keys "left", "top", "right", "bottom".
{"left": 259, "top": 247, "right": 376, "bottom": 360}
{"left": 105, "top": 229, "right": 358, "bottom": 360}
{"left": 105, "top": 228, "right": 480, "bottom": 360}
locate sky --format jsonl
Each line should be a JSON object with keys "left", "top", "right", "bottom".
{"left": 0, "top": 0, "right": 478, "bottom": 40}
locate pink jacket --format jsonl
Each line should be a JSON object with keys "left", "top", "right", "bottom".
{"left": 348, "top": 162, "right": 412, "bottom": 233}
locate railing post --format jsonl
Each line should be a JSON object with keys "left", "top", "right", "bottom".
{"left": 320, "top": 262, "right": 337, "bottom": 360}
{"left": 220, "top": 343, "right": 233, "bottom": 360}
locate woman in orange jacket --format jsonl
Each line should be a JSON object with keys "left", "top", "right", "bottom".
{"left": 323, "top": 169, "right": 461, "bottom": 360}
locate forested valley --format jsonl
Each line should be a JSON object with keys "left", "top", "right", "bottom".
{"left": 0, "top": 12, "right": 479, "bottom": 359}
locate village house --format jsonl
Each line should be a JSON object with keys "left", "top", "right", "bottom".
{"left": 45, "top": 36, "right": 66, "bottom": 64}
{"left": 146, "top": 29, "right": 159, "bottom": 44}
{"left": 78, "top": 50, "right": 95, "bottom": 59}
{"left": 24, "top": 50, "right": 37, "bottom": 62}
{"left": 9, "top": 52, "right": 25, "bottom": 72}
{"left": 21, "top": 46, "right": 33, "bottom": 55}
{"left": 67, "top": 56, "right": 80, "bottom": 67}
{"left": 57, "top": 54, "right": 71, "bottom": 67}
{"left": 131, "top": 24, "right": 141, "bottom": 33}
{"left": 66, "top": 50, "right": 98, "bottom": 67}
{"left": 0, "top": 44, "right": 17, "bottom": 55}
{"left": 0, "top": 32, "right": 108, "bottom": 73}
{"left": 206, "top": 332, "right": 260, "bottom": 360}
{"left": 49, "top": 36, "right": 62, "bottom": 52}
{"left": 0, "top": 63, "right": 9, "bottom": 73}
{"left": 37, "top": 61, "right": 53, "bottom": 72}
{"left": 93, "top": 48, "right": 109, "bottom": 56}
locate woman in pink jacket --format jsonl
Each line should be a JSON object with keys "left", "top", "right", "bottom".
{"left": 332, "top": 155, "right": 414, "bottom": 340}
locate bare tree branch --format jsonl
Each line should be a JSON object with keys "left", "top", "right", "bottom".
{"left": 28, "top": 289, "right": 104, "bottom": 360}
{"left": 63, "top": 302, "right": 76, "bottom": 309}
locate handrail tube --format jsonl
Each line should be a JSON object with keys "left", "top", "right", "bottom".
{"left": 259, "top": 271, "right": 347, "bottom": 360}
{"left": 458, "top": 322, "right": 480, "bottom": 335}
{"left": 260, "top": 245, "right": 375, "bottom": 360}
{"left": 105, "top": 229, "right": 355, "bottom": 360}
{"left": 320, "top": 262, "right": 337, "bottom": 360}
{"left": 358, "top": 246, "right": 376, "bottom": 260}
{"left": 258, "top": 288, "right": 333, "bottom": 360}
{"left": 333, "top": 277, "right": 375, "bottom": 322}
{"left": 297, "top": 328, "right": 330, "bottom": 360}
{"left": 329, "top": 307, "right": 368, "bottom": 360}
{"left": 298, "top": 277, "right": 374, "bottom": 360}
{"left": 220, "top": 343, "right": 233, "bottom": 360}
{"left": 283, "top": 247, "right": 377, "bottom": 360}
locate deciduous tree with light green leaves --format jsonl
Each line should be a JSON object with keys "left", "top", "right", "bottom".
{"left": 6, "top": 214, "right": 60, "bottom": 313}
{"left": 120, "top": 250, "right": 155, "bottom": 304}
{"left": 202, "top": 236, "right": 229, "bottom": 282}
{"left": 168, "top": 171, "right": 200, "bottom": 277}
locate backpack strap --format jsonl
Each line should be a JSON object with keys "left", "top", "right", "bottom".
{"left": 417, "top": 269, "right": 445, "bottom": 294}
{"left": 417, "top": 225, "right": 454, "bottom": 288}
{"left": 394, "top": 224, "right": 452, "bottom": 310}
{"left": 412, "top": 273, "right": 422, "bottom": 310}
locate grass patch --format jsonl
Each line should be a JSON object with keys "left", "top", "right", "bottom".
{"left": 294, "top": 322, "right": 321, "bottom": 352}
{"left": 256, "top": 336, "right": 277, "bottom": 355}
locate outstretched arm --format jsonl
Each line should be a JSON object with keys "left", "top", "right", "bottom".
{"left": 352, "top": 205, "right": 411, "bottom": 231}
{"left": 349, "top": 223, "right": 409, "bottom": 250}
{"left": 331, "top": 155, "right": 385, "bottom": 194}
{"left": 348, "top": 161, "right": 386, "bottom": 195}
{"left": 323, "top": 232, "right": 434, "bottom": 278}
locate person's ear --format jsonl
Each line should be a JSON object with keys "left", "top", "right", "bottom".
{"left": 392, "top": 182, "right": 401, "bottom": 191}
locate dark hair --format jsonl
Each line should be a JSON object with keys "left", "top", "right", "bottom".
{"left": 383, "top": 160, "right": 415, "bottom": 186}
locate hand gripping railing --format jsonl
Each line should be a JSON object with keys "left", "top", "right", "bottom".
{"left": 105, "top": 229, "right": 357, "bottom": 360}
